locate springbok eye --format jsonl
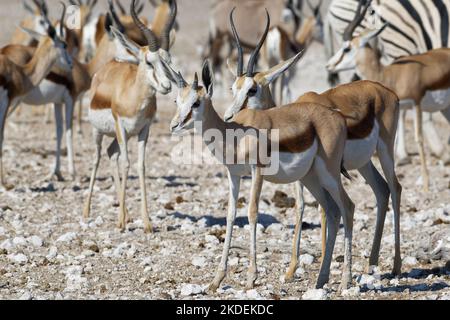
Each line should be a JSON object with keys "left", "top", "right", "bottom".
{"left": 343, "top": 47, "right": 351, "bottom": 53}
{"left": 248, "top": 87, "right": 257, "bottom": 97}
{"left": 192, "top": 101, "right": 201, "bottom": 109}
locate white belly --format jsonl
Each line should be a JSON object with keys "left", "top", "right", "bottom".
{"left": 343, "top": 121, "right": 379, "bottom": 170}
{"left": 264, "top": 139, "right": 318, "bottom": 184}
{"left": 22, "top": 80, "right": 66, "bottom": 106}
{"left": 88, "top": 108, "right": 116, "bottom": 136}
{"left": 88, "top": 108, "right": 152, "bottom": 137}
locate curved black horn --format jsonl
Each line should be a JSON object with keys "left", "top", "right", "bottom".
{"left": 108, "top": 0, "right": 125, "bottom": 33}
{"left": 343, "top": 0, "right": 372, "bottom": 41}
{"left": 130, "top": 0, "right": 159, "bottom": 51}
{"left": 160, "top": 0, "right": 178, "bottom": 51}
{"left": 59, "top": 1, "right": 66, "bottom": 38}
{"left": 247, "top": 8, "right": 270, "bottom": 76}
{"left": 230, "top": 7, "right": 243, "bottom": 77}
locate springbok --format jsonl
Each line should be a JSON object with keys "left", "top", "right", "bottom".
{"left": 12, "top": 0, "right": 82, "bottom": 58}
{"left": 163, "top": 58, "right": 356, "bottom": 291}
{"left": 326, "top": 2, "right": 450, "bottom": 192}
{"left": 0, "top": 3, "right": 73, "bottom": 190}
{"left": 83, "top": 0, "right": 177, "bottom": 233}
{"left": 225, "top": 8, "right": 402, "bottom": 281}
{"left": 260, "top": 0, "right": 324, "bottom": 105}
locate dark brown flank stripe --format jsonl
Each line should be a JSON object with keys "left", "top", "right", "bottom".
{"left": 91, "top": 92, "right": 111, "bottom": 110}
{"left": 46, "top": 72, "right": 75, "bottom": 94}
{"left": 277, "top": 125, "right": 316, "bottom": 153}
{"left": 345, "top": 101, "right": 376, "bottom": 140}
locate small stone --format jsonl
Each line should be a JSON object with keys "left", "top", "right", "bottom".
{"left": 299, "top": 254, "right": 314, "bottom": 266}
{"left": 342, "top": 287, "right": 360, "bottom": 297}
{"left": 271, "top": 191, "right": 295, "bottom": 209}
{"left": 12, "top": 237, "right": 27, "bottom": 247}
{"left": 19, "top": 291, "right": 32, "bottom": 300}
{"left": 8, "top": 253, "right": 28, "bottom": 265}
{"left": 46, "top": 246, "right": 58, "bottom": 260}
{"left": 229, "top": 257, "right": 239, "bottom": 266}
{"left": 192, "top": 256, "right": 207, "bottom": 268}
{"left": 56, "top": 232, "right": 77, "bottom": 243}
{"left": 403, "top": 256, "right": 418, "bottom": 266}
{"left": 205, "top": 234, "right": 219, "bottom": 244}
{"left": 265, "top": 224, "right": 284, "bottom": 235}
{"left": 180, "top": 284, "right": 204, "bottom": 296}
{"left": 0, "top": 226, "right": 6, "bottom": 236}
{"left": 28, "top": 236, "right": 43, "bottom": 248}
{"left": 302, "top": 289, "right": 327, "bottom": 300}
{"left": 246, "top": 289, "right": 261, "bottom": 299}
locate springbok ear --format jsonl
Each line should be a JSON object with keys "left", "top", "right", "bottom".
{"left": 20, "top": 26, "right": 46, "bottom": 40}
{"left": 169, "top": 29, "right": 176, "bottom": 49}
{"left": 110, "top": 26, "right": 141, "bottom": 63}
{"left": 360, "top": 23, "right": 388, "bottom": 47}
{"left": 226, "top": 59, "right": 238, "bottom": 77}
{"left": 259, "top": 50, "right": 305, "bottom": 85}
{"left": 202, "top": 60, "right": 214, "bottom": 97}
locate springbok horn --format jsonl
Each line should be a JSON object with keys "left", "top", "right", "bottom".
{"left": 160, "top": 0, "right": 178, "bottom": 51}
{"left": 247, "top": 8, "right": 270, "bottom": 77}
{"left": 230, "top": 7, "right": 244, "bottom": 77}
{"left": 343, "top": 0, "right": 372, "bottom": 41}
{"left": 130, "top": 0, "right": 160, "bottom": 51}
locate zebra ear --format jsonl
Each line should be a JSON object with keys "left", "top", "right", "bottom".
{"left": 360, "top": 23, "right": 389, "bottom": 47}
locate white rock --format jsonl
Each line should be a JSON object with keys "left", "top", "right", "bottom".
{"left": 180, "top": 284, "right": 204, "bottom": 296}
{"left": 94, "top": 216, "right": 104, "bottom": 225}
{"left": 299, "top": 254, "right": 314, "bottom": 266}
{"left": 46, "top": 246, "right": 58, "bottom": 260}
{"left": 19, "top": 291, "right": 32, "bottom": 300}
{"left": 28, "top": 236, "right": 43, "bottom": 248}
{"left": 0, "top": 239, "right": 14, "bottom": 250}
{"left": 141, "top": 257, "right": 153, "bottom": 267}
{"left": 192, "top": 256, "right": 207, "bottom": 268}
{"left": 265, "top": 223, "right": 284, "bottom": 235}
{"left": 246, "top": 289, "right": 261, "bottom": 299}
{"left": 12, "top": 236, "right": 27, "bottom": 247}
{"left": 342, "top": 287, "right": 361, "bottom": 298}
{"left": 403, "top": 256, "right": 418, "bottom": 266}
{"left": 0, "top": 226, "right": 6, "bottom": 236}
{"left": 205, "top": 234, "right": 219, "bottom": 244}
{"left": 302, "top": 289, "right": 327, "bottom": 300}
{"left": 56, "top": 232, "right": 77, "bottom": 243}
{"left": 229, "top": 257, "right": 239, "bottom": 266}
{"left": 8, "top": 253, "right": 28, "bottom": 265}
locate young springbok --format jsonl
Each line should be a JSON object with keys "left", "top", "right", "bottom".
{"left": 225, "top": 8, "right": 402, "bottom": 281}
{"left": 326, "top": 1, "right": 450, "bottom": 192}
{"left": 163, "top": 59, "right": 356, "bottom": 292}
{"left": 0, "top": 3, "right": 73, "bottom": 191}
{"left": 83, "top": 0, "right": 177, "bottom": 233}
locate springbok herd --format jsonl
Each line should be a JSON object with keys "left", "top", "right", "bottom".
{"left": 0, "top": 0, "right": 449, "bottom": 297}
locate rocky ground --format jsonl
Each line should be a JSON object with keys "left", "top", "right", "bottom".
{"left": 0, "top": 0, "right": 449, "bottom": 301}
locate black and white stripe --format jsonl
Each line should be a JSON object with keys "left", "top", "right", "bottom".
{"left": 326, "top": 0, "right": 450, "bottom": 63}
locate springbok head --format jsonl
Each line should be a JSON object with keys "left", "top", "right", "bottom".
{"left": 295, "top": 0, "right": 324, "bottom": 47}
{"left": 326, "top": 0, "right": 387, "bottom": 73}
{"left": 68, "top": 0, "right": 99, "bottom": 27}
{"left": 22, "top": 0, "right": 50, "bottom": 36}
{"left": 162, "top": 60, "right": 214, "bottom": 134}
{"left": 22, "top": 2, "right": 73, "bottom": 71}
{"left": 110, "top": 0, "right": 178, "bottom": 95}
{"left": 224, "top": 8, "right": 304, "bottom": 122}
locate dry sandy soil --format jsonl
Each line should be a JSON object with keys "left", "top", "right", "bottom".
{"left": 0, "top": 0, "right": 449, "bottom": 300}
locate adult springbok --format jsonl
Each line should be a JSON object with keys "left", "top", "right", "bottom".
{"left": 225, "top": 8, "right": 402, "bottom": 281}
{"left": 0, "top": 3, "right": 73, "bottom": 191}
{"left": 326, "top": 0, "right": 450, "bottom": 192}
{"left": 163, "top": 58, "right": 355, "bottom": 291}
{"left": 83, "top": 0, "right": 177, "bottom": 233}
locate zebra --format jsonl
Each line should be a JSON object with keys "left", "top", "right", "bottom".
{"left": 324, "top": 0, "right": 450, "bottom": 165}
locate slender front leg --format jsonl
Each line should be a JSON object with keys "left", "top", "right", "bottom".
{"left": 246, "top": 165, "right": 263, "bottom": 290}
{"left": 395, "top": 108, "right": 410, "bottom": 165}
{"left": 76, "top": 93, "right": 84, "bottom": 136}
{"left": 320, "top": 206, "right": 327, "bottom": 263}
{"left": 209, "top": 171, "right": 241, "bottom": 292}
{"left": 414, "top": 105, "right": 429, "bottom": 192}
{"left": 82, "top": 129, "right": 103, "bottom": 220}
{"left": 52, "top": 104, "right": 64, "bottom": 181}
{"left": 138, "top": 124, "right": 152, "bottom": 233}
{"left": 107, "top": 139, "right": 130, "bottom": 223}
{"left": 0, "top": 94, "right": 13, "bottom": 191}
{"left": 285, "top": 181, "right": 305, "bottom": 282}
{"left": 64, "top": 95, "right": 75, "bottom": 180}
{"left": 115, "top": 119, "right": 129, "bottom": 231}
